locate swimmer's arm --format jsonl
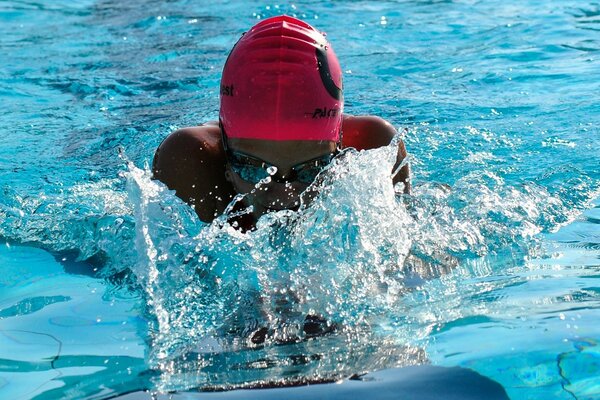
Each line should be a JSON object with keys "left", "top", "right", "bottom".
{"left": 152, "top": 125, "right": 235, "bottom": 222}
{"left": 341, "top": 115, "right": 411, "bottom": 193}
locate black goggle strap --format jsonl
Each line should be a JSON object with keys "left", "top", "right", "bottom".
{"left": 220, "top": 119, "right": 236, "bottom": 160}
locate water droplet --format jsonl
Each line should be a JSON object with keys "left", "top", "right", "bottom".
{"left": 266, "top": 166, "right": 278, "bottom": 176}
{"left": 256, "top": 176, "right": 272, "bottom": 188}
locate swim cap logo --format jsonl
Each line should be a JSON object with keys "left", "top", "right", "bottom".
{"left": 220, "top": 84, "right": 234, "bottom": 97}
{"left": 307, "top": 107, "right": 339, "bottom": 119}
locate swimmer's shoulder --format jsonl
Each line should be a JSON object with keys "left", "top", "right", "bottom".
{"left": 341, "top": 114, "right": 399, "bottom": 151}
{"left": 153, "top": 122, "right": 222, "bottom": 161}
{"left": 152, "top": 122, "right": 235, "bottom": 222}
{"left": 152, "top": 122, "right": 223, "bottom": 179}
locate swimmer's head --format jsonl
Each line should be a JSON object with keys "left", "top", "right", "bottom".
{"left": 219, "top": 15, "right": 343, "bottom": 142}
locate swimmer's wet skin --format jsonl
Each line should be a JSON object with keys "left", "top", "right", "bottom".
{"left": 152, "top": 15, "right": 410, "bottom": 232}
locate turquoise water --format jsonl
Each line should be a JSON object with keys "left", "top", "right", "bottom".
{"left": 1, "top": 0, "right": 599, "bottom": 398}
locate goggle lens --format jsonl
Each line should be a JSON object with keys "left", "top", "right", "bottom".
{"left": 231, "top": 163, "right": 271, "bottom": 183}
{"left": 229, "top": 152, "right": 336, "bottom": 185}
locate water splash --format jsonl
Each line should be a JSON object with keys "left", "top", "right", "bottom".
{"left": 0, "top": 132, "right": 594, "bottom": 391}
{"left": 119, "top": 138, "right": 596, "bottom": 391}
{"left": 0, "top": 119, "right": 594, "bottom": 391}
{"left": 0, "top": 178, "right": 137, "bottom": 275}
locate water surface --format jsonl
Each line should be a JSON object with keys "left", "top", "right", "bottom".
{"left": 0, "top": 1, "right": 599, "bottom": 399}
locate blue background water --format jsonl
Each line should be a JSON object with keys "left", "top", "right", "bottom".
{"left": 1, "top": 0, "right": 599, "bottom": 399}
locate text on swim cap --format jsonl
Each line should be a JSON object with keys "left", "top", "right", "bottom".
{"left": 306, "top": 107, "right": 340, "bottom": 119}
{"left": 221, "top": 84, "right": 234, "bottom": 97}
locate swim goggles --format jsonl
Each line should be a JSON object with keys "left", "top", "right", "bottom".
{"left": 221, "top": 128, "right": 339, "bottom": 185}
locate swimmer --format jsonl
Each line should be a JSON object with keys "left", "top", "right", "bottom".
{"left": 153, "top": 15, "right": 410, "bottom": 231}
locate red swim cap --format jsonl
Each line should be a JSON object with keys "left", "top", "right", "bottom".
{"left": 219, "top": 15, "right": 343, "bottom": 142}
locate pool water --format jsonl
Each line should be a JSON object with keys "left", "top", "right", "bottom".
{"left": 1, "top": 0, "right": 599, "bottom": 399}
